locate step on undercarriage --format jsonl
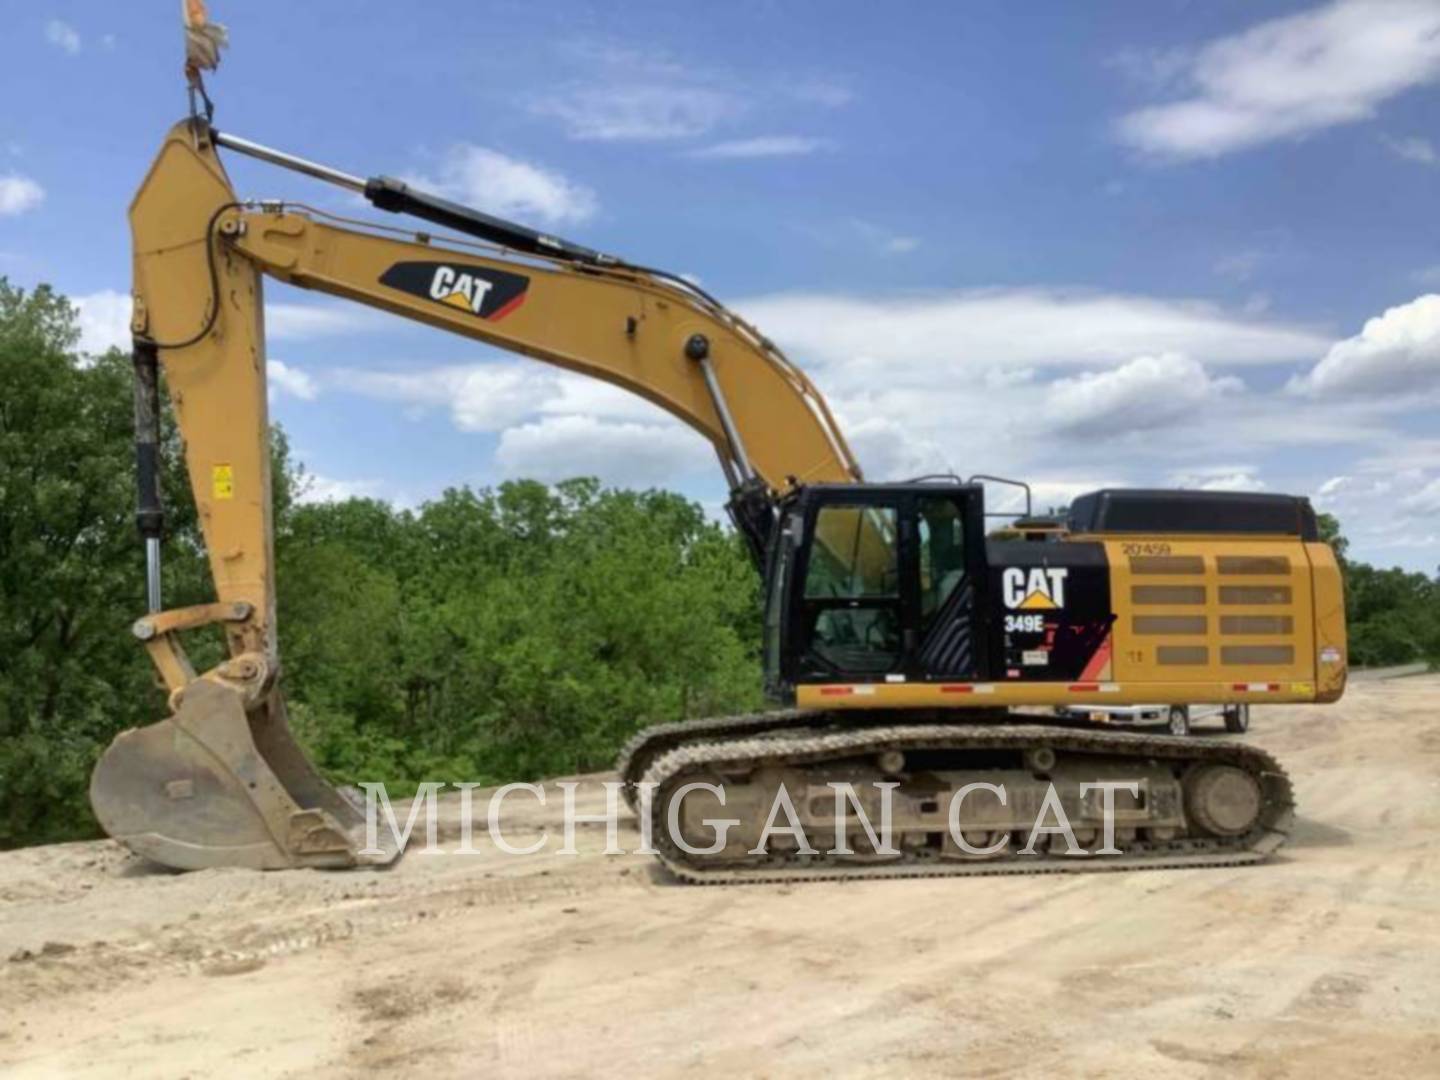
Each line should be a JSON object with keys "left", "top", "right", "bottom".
{"left": 620, "top": 714, "right": 1293, "bottom": 884}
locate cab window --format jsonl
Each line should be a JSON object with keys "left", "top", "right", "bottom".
{"left": 917, "top": 496, "right": 967, "bottom": 633}
{"left": 804, "top": 506, "right": 898, "bottom": 598}
{"left": 802, "top": 505, "right": 901, "bottom": 673}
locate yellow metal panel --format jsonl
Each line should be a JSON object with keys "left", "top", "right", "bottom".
{"left": 1306, "top": 542, "right": 1348, "bottom": 701}
{"left": 1103, "top": 537, "right": 1316, "bottom": 691}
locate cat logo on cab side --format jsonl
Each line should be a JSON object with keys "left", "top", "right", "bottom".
{"left": 1001, "top": 567, "right": 1068, "bottom": 610}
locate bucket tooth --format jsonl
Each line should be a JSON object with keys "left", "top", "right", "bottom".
{"left": 89, "top": 679, "right": 400, "bottom": 871}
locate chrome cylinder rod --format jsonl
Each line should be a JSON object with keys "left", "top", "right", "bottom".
{"left": 686, "top": 334, "right": 755, "bottom": 483}
{"left": 145, "top": 537, "right": 163, "bottom": 615}
{"left": 211, "top": 129, "right": 365, "bottom": 193}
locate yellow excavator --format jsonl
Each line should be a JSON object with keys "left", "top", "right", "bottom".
{"left": 89, "top": 116, "right": 1347, "bottom": 881}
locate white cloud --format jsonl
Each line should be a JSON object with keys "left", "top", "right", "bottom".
{"left": 726, "top": 286, "right": 1399, "bottom": 516}
{"left": 267, "top": 360, "right": 318, "bottom": 401}
{"left": 45, "top": 20, "right": 81, "bottom": 55}
{"left": 525, "top": 42, "right": 740, "bottom": 142}
{"left": 1170, "top": 466, "right": 1268, "bottom": 493}
{"left": 297, "top": 473, "right": 382, "bottom": 505}
{"left": 1309, "top": 461, "right": 1440, "bottom": 562}
{"left": 67, "top": 292, "right": 377, "bottom": 354}
{"left": 495, "top": 415, "right": 710, "bottom": 487}
{"left": 404, "top": 145, "right": 596, "bottom": 225}
{"left": 1357, "top": 439, "right": 1440, "bottom": 474}
{"left": 528, "top": 42, "right": 849, "bottom": 143}
{"left": 71, "top": 290, "right": 132, "bottom": 355}
{"left": 532, "top": 85, "right": 739, "bottom": 141}
{"left": 1400, "top": 476, "right": 1440, "bottom": 516}
{"left": 1289, "top": 293, "right": 1440, "bottom": 397}
{"left": 1117, "top": 1, "right": 1440, "bottom": 159}
{"left": 343, "top": 361, "right": 663, "bottom": 434}
{"left": 835, "top": 411, "right": 951, "bottom": 482}
{"left": 687, "top": 136, "right": 834, "bottom": 160}
{"left": 334, "top": 359, "right": 713, "bottom": 488}
{"left": 0, "top": 175, "right": 44, "bottom": 216}
{"left": 447, "top": 366, "right": 555, "bottom": 432}
{"left": 344, "top": 364, "right": 550, "bottom": 431}
{"left": 268, "top": 302, "right": 385, "bottom": 340}
{"left": 735, "top": 289, "right": 1326, "bottom": 378}
{"left": 1042, "top": 353, "right": 1242, "bottom": 436}
{"left": 1383, "top": 133, "right": 1439, "bottom": 165}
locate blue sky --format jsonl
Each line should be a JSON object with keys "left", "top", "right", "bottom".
{"left": 2, "top": 1, "right": 1438, "bottom": 571}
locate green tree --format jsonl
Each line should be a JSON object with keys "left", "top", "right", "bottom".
{"left": 274, "top": 477, "right": 764, "bottom": 787}
{"left": 1320, "top": 513, "right": 1439, "bottom": 668}
{"left": 0, "top": 281, "right": 206, "bottom": 842}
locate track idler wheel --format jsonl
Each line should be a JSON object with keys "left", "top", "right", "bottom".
{"left": 1185, "top": 764, "right": 1263, "bottom": 837}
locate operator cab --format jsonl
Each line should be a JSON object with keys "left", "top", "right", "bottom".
{"left": 763, "top": 483, "right": 991, "bottom": 699}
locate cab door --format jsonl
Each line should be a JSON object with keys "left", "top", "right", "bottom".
{"left": 793, "top": 488, "right": 986, "bottom": 684}
{"left": 908, "top": 490, "right": 987, "bottom": 680}
{"left": 795, "top": 496, "right": 907, "bottom": 680}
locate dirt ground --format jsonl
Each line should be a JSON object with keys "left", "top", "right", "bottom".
{"left": 1, "top": 676, "right": 1437, "bottom": 1078}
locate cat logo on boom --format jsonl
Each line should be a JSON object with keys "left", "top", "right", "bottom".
{"left": 378, "top": 260, "right": 530, "bottom": 322}
{"left": 1001, "top": 567, "right": 1068, "bottom": 610}
{"left": 428, "top": 266, "right": 494, "bottom": 315}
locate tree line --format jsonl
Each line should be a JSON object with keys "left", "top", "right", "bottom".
{"left": 1, "top": 279, "right": 1436, "bottom": 847}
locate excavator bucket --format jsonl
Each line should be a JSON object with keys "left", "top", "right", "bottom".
{"left": 90, "top": 680, "right": 400, "bottom": 871}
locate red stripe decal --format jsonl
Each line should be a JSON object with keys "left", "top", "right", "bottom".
{"left": 819, "top": 687, "right": 853, "bottom": 697}
{"left": 1078, "top": 631, "right": 1113, "bottom": 682}
{"left": 940, "top": 685, "right": 974, "bottom": 694}
{"left": 1068, "top": 682, "right": 1100, "bottom": 692}
{"left": 488, "top": 292, "right": 528, "bottom": 322}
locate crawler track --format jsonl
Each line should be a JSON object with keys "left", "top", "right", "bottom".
{"left": 633, "top": 721, "right": 1293, "bottom": 884}
{"left": 617, "top": 709, "right": 819, "bottom": 809}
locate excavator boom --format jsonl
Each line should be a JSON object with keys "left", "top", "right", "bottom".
{"left": 92, "top": 120, "right": 862, "bottom": 870}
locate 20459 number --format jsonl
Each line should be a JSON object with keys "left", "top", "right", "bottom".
{"left": 1120, "top": 542, "right": 1172, "bottom": 556}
